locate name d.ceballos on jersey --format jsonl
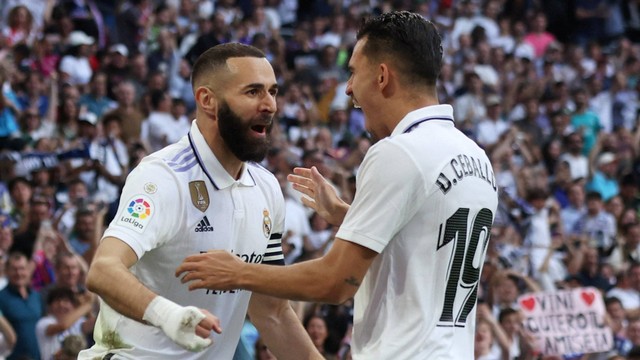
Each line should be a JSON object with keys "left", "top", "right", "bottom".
{"left": 435, "top": 153, "right": 497, "bottom": 194}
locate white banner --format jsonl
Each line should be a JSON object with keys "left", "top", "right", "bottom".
{"left": 518, "top": 287, "right": 613, "bottom": 356}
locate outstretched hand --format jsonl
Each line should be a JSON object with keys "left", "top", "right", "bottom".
{"left": 287, "top": 166, "right": 349, "bottom": 226}
{"left": 176, "top": 251, "right": 245, "bottom": 291}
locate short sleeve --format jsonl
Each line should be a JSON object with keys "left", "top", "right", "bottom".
{"left": 336, "top": 140, "right": 426, "bottom": 253}
{"left": 103, "top": 157, "right": 184, "bottom": 258}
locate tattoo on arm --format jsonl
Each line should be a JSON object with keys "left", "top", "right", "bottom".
{"left": 344, "top": 276, "right": 360, "bottom": 287}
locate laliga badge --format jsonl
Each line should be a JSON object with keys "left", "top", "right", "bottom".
{"left": 189, "top": 181, "right": 209, "bottom": 212}
{"left": 262, "top": 209, "right": 271, "bottom": 238}
{"left": 117, "top": 195, "right": 154, "bottom": 234}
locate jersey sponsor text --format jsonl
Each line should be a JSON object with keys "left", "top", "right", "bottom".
{"left": 199, "top": 249, "right": 265, "bottom": 295}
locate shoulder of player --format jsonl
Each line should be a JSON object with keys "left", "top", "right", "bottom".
{"left": 149, "top": 141, "right": 198, "bottom": 174}
{"left": 126, "top": 145, "right": 192, "bottom": 191}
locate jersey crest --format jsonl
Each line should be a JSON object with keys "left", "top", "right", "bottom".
{"left": 189, "top": 181, "right": 209, "bottom": 212}
{"left": 262, "top": 209, "right": 271, "bottom": 238}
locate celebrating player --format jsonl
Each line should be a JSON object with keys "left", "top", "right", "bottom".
{"left": 177, "top": 11, "right": 499, "bottom": 359}
{"left": 79, "top": 43, "right": 321, "bottom": 359}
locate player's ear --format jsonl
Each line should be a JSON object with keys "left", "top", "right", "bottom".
{"left": 378, "top": 63, "right": 390, "bottom": 90}
{"left": 195, "top": 86, "right": 218, "bottom": 116}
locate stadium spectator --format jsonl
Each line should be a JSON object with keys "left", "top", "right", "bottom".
{"left": 36, "top": 286, "right": 95, "bottom": 360}
{"left": 0, "top": 252, "right": 42, "bottom": 359}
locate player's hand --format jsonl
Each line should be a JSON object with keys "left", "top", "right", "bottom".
{"left": 194, "top": 309, "right": 222, "bottom": 339}
{"left": 144, "top": 296, "right": 222, "bottom": 352}
{"left": 164, "top": 306, "right": 218, "bottom": 351}
{"left": 287, "top": 166, "right": 348, "bottom": 226}
{"left": 176, "top": 251, "right": 244, "bottom": 291}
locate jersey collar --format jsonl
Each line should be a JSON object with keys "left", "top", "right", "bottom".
{"left": 391, "top": 104, "right": 454, "bottom": 137}
{"left": 188, "top": 120, "right": 256, "bottom": 190}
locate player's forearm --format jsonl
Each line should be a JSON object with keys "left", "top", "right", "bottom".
{"left": 249, "top": 296, "right": 322, "bottom": 360}
{"left": 86, "top": 256, "right": 156, "bottom": 322}
{"left": 239, "top": 258, "right": 355, "bottom": 304}
{"left": 263, "top": 311, "right": 322, "bottom": 359}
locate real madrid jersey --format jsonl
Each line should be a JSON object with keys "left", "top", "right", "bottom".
{"left": 80, "top": 120, "right": 285, "bottom": 360}
{"left": 335, "top": 105, "right": 499, "bottom": 359}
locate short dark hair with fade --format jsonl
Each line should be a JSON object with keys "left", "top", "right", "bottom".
{"left": 356, "top": 11, "right": 443, "bottom": 87}
{"left": 191, "top": 43, "right": 266, "bottom": 91}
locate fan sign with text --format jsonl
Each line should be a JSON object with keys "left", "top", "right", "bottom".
{"left": 518, "top": 287, "right": 613, "bottom": 356}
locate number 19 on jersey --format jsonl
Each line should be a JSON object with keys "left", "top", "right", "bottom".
{"left": 436, "top": 207, "right": 493, "bottom": 328}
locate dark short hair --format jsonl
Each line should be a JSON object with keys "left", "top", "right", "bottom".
{"left": 191, "top": 43, "right": 266, "bottom": 90}
{"left": 8, "top": 176, "right": 31, "bottom": 192}
{"left": 303, "top": 313, "right": 327, "bottom": 329}
{"left": 526, "top": 187, "right": 548, "bottom": 201}
{"left": 586, "top": 191, "right": 603, "bottom": 202}
{"left": 149, "top": 89, "right": 167, "bottom": 110}
{"left": 172, "top": 97, "right": 185, "bottom": 107}
{"left": 102, "top": 112, "right": 122, "bottom": 126}
{"left": 498, "top": 307, "right": 518, "bottom": 323}
{"left": 356, "top": 11, "right": 443, "bottom": 87}
{"left": 604, "top": 296, "right": 622, "bottom": 308}
{"left": 47, "top": 286, "right": 78, "bottom": 306}
{"left": 6, "top": 252, "right": 28, "bottom": 270}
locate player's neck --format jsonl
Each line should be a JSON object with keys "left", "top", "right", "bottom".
{"left": 382, "top": 94, "right": 440, "bottom": 133}
{"left": 197, "top": 117, "right": 245, "bottom": 179}
{"left": 211, "top": 140, "right": 244, "bottom": 180}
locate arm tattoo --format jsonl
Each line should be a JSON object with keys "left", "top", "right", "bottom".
{"left": 344, "top": 276, "right": 360, "bottom": 287}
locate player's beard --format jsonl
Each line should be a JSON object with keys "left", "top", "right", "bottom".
{"left": 218, "top": 100, "right": 272, "bottom": 162}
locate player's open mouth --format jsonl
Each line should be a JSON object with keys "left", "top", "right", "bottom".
{"left": 251, "top": 125, "right": 267, "bottom": 134}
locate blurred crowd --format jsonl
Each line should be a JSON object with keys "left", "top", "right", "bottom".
{"left": 0, "top": 0, "right": 639, "bottom": 359}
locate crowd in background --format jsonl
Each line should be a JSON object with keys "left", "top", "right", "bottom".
{"left": 0, "top": 0, "right": 639, "bottom": 359}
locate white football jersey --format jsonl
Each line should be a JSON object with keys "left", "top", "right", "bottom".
{"left": 79, "top": 121, "right": 285, "bottom": 359}
{"left": 336, "top": 105, "right": 499, "bottom": 359}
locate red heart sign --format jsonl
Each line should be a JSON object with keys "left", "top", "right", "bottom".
{"left": 581, "top": 291, "right": 595, "bottom": 306}
{"left": 520, "top": 297, "right": 535, "bottom": 311}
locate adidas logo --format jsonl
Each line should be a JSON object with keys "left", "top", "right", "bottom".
{"left": 195, "top": 216, "right": 214, "bottom": 232}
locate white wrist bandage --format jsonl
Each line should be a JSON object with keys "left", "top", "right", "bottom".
{"left": 143, "top": 296, "right": 212, "bottom": 352}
